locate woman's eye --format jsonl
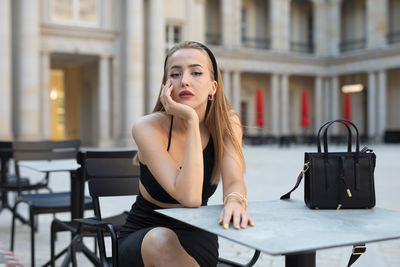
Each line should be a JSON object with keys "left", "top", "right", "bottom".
{"left": 192, "top": 71, "right": 203, "bottom": 76}
{"left": 169, "top": 73, "right": 181, "bottom": 78}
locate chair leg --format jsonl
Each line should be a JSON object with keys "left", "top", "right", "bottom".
{"left": 94, "top": 235, "right": 97, "bottom": 256}
{"left": 30, "top": 209, "right": 35, "bottom": 267}
{"left": 50, "top": 221, "right": 56, "bottom": 267}
{"left": 34, "top": 213, "right": 39, "bottom": 232}
{"left": 70, "top": 234, "right": 81, "bottom": 267}
{"left": 10, "top": 202, "right": 17, "bottom": 251}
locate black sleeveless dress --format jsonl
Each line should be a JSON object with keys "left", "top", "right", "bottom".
{"left": 118, "top": 116, "right": 219, "bottom": 267}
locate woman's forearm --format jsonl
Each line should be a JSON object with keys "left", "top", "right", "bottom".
{"left": 223, "top": 181, "right": 246, "bottom": 201}
{"left": 174, "top": 117, "right": 204, "bottom": 207}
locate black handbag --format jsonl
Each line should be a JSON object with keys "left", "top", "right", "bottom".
{"left": 281, "top": 119, "right": 376, "bottom": 210}
{"left": 280, "top": 120, "right": 375, "bottom": 267}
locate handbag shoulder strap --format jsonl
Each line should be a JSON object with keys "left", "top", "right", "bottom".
{"left": 348, "top": 244, "right": 366, "bottom": 267}
{"left": 280, "top": 162, "right": 309, "bottom": 200}
{"left": 280, "top": 165, "right": 367, "bottom": 267}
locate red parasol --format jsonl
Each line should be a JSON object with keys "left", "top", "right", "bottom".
{"left": 255, "top": 88, "right": 264, "bottom": 127}
{"left": 301, "top": 90, "right": 310, "bottom": 128}
{"left": 343, "top": 93, "right": 351, "bottom": 121}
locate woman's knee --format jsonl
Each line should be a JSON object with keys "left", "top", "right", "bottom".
{"left": 142, "top": 227, "right": 181, "bottom": 257}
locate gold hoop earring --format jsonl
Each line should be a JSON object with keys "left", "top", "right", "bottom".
{"left": 208, "top": 95, "right": 214, "bottom": 101}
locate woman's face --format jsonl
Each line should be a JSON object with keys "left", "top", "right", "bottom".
{"left": 165, "top": 48, "right": 217, "bottom": 110}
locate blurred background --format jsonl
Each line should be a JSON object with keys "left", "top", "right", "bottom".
{"left": 1, "top": 0, "right": 400, "bottom": 147}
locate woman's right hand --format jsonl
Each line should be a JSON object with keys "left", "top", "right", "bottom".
{"left": 160, "top": 79, "right": 198, "bottom": 122}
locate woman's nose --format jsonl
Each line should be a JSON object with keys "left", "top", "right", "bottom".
{"left": 180, "top": 71, "right": 190, "bottom": 87}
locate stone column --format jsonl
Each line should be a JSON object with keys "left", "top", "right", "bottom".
{"left": 98, "top": 55, "right": 111, "bottom": 146}
{"left": 40, "top": 51, "right": 51, "bottom": 139}
{"left": 323, "top": 78, "right": 331, "bottom": 122}
{"left": 270, "top": 0, "right": 290, "bottom": 52}
{"left": 330, "top": 76, "right": 340, "bottom": 134}
{"left": 0, "top": 0, "right": 12, "bottom": 139}
{"left": 232, "top": 71, "right": 241, "bottom": 115}
{"left": 367, "top": 71, "right": 377, "bottom": 139}
{"left": 232, "top": 0, "right": 242, "bottom": 48}
{"left": 16, "top": 0, "right": 40, "bottom": 139}
{"left": 366, "top": 0, "right": 387, "bottom": 48}
{"left": 377, "top": 70, "right": 387, "bottom": 140}
{"left": 271, "top": 73, "right": 280, "bottom": 136}
{"left": 221, "top": 0, "right": 233, "bottom": 48}
{"left": 222, "top": 70, "right": 231, "bottom": 103}
{"left": 194, "top": 0, "right": 206, "bottom": 43}
{"left": 326, "top": 0, "right": 341, "bottom": 56}
{"left": 126, "top": 0, "right": 144, "bottom": 144}
{"left": 313, "top": 0, "right": 328, "bottom": 56}
{"left": 185, "top": 0, "right": 195, "bottom": 41}
{"left": 147, "top": 0, "right": 165, "bottom": 113}
{"left": 314, "top": 76, "right": 323, "bottom": 133}
{"left": 281, "top": 74, "right": 289, "bottom": 135}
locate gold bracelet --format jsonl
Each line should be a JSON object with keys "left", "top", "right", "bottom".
{"left": 223, "top": 192, "right": 247, "bottom": 209}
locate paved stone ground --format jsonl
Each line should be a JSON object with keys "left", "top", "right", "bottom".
{"left": 1, "top": 143, "right": 400, "bottom": 266}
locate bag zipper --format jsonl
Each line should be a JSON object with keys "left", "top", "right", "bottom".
{"left": 360, "top": 146, "right": 373, "bottom": 153}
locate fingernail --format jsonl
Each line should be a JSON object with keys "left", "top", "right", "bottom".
{"left": 241, "top": 225, "right": 247, "bottom": 229}
{"left": 250, "top": 222, "right": 255, "bottom": 226}
{"left": 218, "top": 219, "right": 222, "bottom": 224}
{"left": 224, "top": 224, "right": 229, "bottom": 229}
{"left": 234, "top": 226, "right": 240, "bottom": 230}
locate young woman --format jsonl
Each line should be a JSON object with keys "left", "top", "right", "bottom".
{"left": 119, "top": 41, "right": 254, "bottom": 267}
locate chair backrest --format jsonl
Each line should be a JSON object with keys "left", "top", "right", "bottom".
{"left": 10, "top": 139, "right": 81, "bottom": 193}
{"left": 85, "top": 151, "right": 140, "bottom": 219}
{"left": 0, "top": 142, "right": 13, "bottom": 188}
{"left": 12, "top": 140, "right": 81, "bottom": 161}
{"left": 84, "top": 150, "right": 139, "bottom": 267}
{"left": 0, "top": 142, "right": 13, "bottom": 159}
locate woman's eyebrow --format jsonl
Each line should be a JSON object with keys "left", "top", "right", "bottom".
{"left": 170, "top": 64, "right": 204, "bottom": 70}
{"left": 188, "top": 64, "right": 203, "bottom": 69}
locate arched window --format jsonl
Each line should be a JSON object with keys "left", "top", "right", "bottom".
{"left": 388, "top": 0, "right": 400, "bottom": 44}
{"left": 241, "top": 0, "right": 270, "bottom": 50}
{"left": 340, "top": 0, "right": 366, "bottom": 52}
{"left": 290, "top": 0, "right": 313, "bottom": 53}
{"left": 205, "top": 0, "right": 222, "bottom": 45}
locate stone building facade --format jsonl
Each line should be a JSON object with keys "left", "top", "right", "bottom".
{"left": 1, "top": 0, "right": 399, "bottom": 146}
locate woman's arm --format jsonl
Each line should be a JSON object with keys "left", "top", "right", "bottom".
{"left": 218, "top": 114, "right": 255, "bottom": 229}
{"left": 133, "top": 117, "right": 204, "bottom": 207}
{"left": 133, "top": 81, "right": 204, "bottom": 207}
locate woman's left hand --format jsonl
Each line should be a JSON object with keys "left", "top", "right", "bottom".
{"left": 218, "top": 199, "right": 255, "bottom": 230}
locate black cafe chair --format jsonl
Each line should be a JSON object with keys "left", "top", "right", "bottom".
{"left": 0, "top": 141, "right": 43, "bottom": 214}
{"left": 71, "top": 155, "right": 260, "bottom": 267}
{"left": 70, "top": 156, "right": 141, "bottom": 267}
{"left": 48, "top": 150, "right": 137, "bottom": 267}
{"left": 10, "top": 140, "right": 93, "bottom": 267}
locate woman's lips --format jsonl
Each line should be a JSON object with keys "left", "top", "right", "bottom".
{"left": 179, "top": 90, "right": 194, "bottom": 98}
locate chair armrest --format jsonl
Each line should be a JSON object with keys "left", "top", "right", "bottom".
{"left": 73, "top": 217, "right": 111, "bottom": 228}
{"left": 73, "top": 217, "right": 119, "bottom": 266}
{"left": 218, "top": 250, "right": 260, "bottom": 267}
{"left": 73, "top": 217, "right": 117, "bottom": 240}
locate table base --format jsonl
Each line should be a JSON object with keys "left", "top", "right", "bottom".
{"left": 286, "top": 252, "right": 316, "bottom": 267}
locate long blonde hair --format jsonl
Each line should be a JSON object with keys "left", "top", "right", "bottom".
{"left": 152, "top": 41, "right": 245, "bottom": 184}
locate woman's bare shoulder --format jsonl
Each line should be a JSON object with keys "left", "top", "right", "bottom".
{"left": 228, "top": 109, "right": 241, "bottom": 127}
{"left": 132, "top": 112, "right": 170, "bottom": 142}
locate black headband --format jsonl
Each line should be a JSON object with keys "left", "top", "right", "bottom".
{"left": 163, "top": 41, "right": 218, "bottom": 81}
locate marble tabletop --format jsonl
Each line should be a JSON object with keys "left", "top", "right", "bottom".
{"left": 17, "top": 159, "right": 79, "bottom": 172}
{"left": 156, "top": 199, "right": 400, "bottom": 256}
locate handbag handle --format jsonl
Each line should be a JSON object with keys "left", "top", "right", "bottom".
{"left": 317, "top": 120, "right": 352, "bottom": 153}
{"left": 321, "top": 120, "right": 360, "bottom": 158}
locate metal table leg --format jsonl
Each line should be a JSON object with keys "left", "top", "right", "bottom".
{"left": 285, "top": 251, "right": 316, "bottom": 267}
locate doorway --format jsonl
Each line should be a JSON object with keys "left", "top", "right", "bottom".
{"left": 50, "top": 53, "right": 99, "bottom": 145}
{"left": 50, "top": 69, "right": 66, "bottom": 140}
